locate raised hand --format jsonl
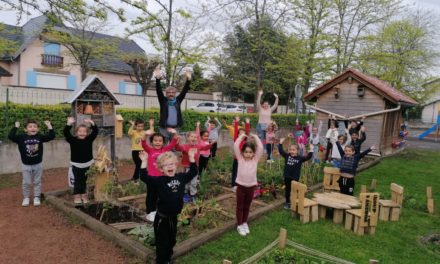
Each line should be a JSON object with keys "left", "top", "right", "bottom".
{"left": 207, "top": 116, "right": 211, "bottom": 121}
{"left": 149, "top": 118, "right": 155, "bottom": 127}
{"left": 235, "top": 116, "right": 240, "bottom": 122}
{"left": 258, "top": 90, "right": 263, "bottom": 95}
{"left": 245, "top": 117, "right": 250, "bottom": 123}
{"left": 274, "top": 93, "right": 278, "bottom": 98}
{"left": 67, "top": 117, "right": 75, "bottom": 126}
{"left": 184, "top": 67, "right": 192, "bottom": 81}
{"left": 167, "top": 128, "right": 177, "bottom": 134}
{"left": 153, "top": 64, "right": 162, "bottom": 79}
{"left": 280, "top": 137, "right": 286, "bottom": 144}
{"left": 84, "top": 118, "right": 95, "bottom": 125}
{"left": 361, "top": 126, "right": 366, "bottom": 132}
{"left": 196, "top": 121, "right": 200, "bottom": 127}
{"left": 44, "top": 120, "right": 52, "bottom": 129}
{"left": 145, "top": 130, "right": 154, "bottom": 137}
{"left": 139, "top": 151, "right": 148, "bottom": 162}
{"left": 129, "top": 120, "right": 135, "bottom": 126}
{"left": 15, "top": 121, "right": 20, "bottom": 128}
{"left": 188, "top": 148, "right": 197, "bottom": 162}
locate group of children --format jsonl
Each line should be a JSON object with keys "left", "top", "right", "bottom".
{"left": 9, "top": 109, "right": 374, "bottom": 263}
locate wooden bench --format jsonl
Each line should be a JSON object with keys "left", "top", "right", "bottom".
{"left": 345, "top": 193, "right": 380, "bottom": 235}
{"left": 291, "top": 181, "right": 318, "bottom": 223}
{"left": 379, "top": 183, "right": 404, "bottom": 221}
{"left": 323, "top": 167, "right": 341, "bottom": 191}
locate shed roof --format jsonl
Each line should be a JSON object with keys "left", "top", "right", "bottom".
{"left": 0, "top": 66, "right": 12, "bottom": 77}
{"left": 65, "top": 75, "right": 120, "bottom": 105}
{"left": 304, "top": 68, "right": 418, "bottom": 105}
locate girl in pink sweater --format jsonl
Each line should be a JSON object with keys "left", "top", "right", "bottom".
{"left": 141, "top": 130, "right": 178, "bottom": 221}
{"left": 233, "top": 133, "right": 263, "bottom": 236}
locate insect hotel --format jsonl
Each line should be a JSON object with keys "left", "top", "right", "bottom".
{"left": 304, "top": 68, "right": 417, "bottom": 155}
{"left": 65, "top": 75, "right": 121, "bottom": 162}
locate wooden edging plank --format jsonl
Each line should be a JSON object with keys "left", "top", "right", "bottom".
{"left": 45, "top": 195, "right": 152, "bottom": 261}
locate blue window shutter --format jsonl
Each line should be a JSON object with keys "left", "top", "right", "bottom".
{"left": 26, "top": 70, "right": 37, "bottom": 87}
{"left": 119, "top": 81, "right": 126, "bottom": 94}
{"left": 136, "top": 83, "right": 142, "bottom": 95}
{"left": 67, "top": 75, "right": 77, "bottom": 90}
{"left": 44, "top": 42, "right": 60, "bottom": 55}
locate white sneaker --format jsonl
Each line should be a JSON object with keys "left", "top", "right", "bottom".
{"left": 146, "top": 211, "right": 156, "bottom": 222}
{"left": 231, "top": 186, "right": 237, "bottom": 193}
{"left": 22, "top": 198, "right": 30, "bottom": 207}
{"left": 237, "top": 225, "right": 247, "bottom": 236}
{"left": 33, "top": 197, "right": 41, "bottom": 206}
{"left": 242, "top": 223, "right": 250, "bottom": 234}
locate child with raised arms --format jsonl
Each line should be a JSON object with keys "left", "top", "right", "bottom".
{"left": 9, "top": 119, "right": 55, "bottom": 206}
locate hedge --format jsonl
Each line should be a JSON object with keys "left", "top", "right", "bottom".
{"left": 0, "top": 103, "right": 315, "bottom": 140}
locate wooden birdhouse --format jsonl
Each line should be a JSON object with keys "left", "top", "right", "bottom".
{"left": 65, "top": 75, "right": 120, "bottom": 136}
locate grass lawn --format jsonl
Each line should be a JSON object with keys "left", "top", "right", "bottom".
{"left": 178, "top": 149, "right": 440, "bottom": 263}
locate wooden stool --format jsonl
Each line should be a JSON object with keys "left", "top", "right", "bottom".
{"left": 323, "top": 167, "right": 341, "bottom": 192}
{"left": 379, "top": 183, "right": 404, "bottom": 221}
{"left": 345, "top": 193, "right": 380, "bottom": 235}
{"left": 291, "top": 181, "right": 319, "bottom": 223}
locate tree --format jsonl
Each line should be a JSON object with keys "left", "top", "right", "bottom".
{"left": 124, "top": 0, "right": 206, "bottom": 86}
{"left": 42, "top": 11, "right": 120, "bottom": 81}
{"left": 0, "top": 24, "right": 19, "bottom": 57}
{"left": 189, "top": 64, "right": 210, "bottom": 92}
{"left": 331, "top": 0, "right": 400, "bottom": 73}
{"left": 359, "top": 14, "right": 439, "bottom": 101}
{"left": 0, "top": 0, "right": 125, "bottom": 22}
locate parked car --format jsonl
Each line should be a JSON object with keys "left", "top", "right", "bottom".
{"left": 189, "top": 102, "right": 226, "bottom": 112}
{"left": 225, "top": 104, "right": 247, "bottom": 113}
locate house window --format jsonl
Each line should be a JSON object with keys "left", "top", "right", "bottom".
{"left": 36, "top": 73, "right": 68, "bottom": 89}
{"left": 125, "top": 82, "right": 137, "bottom": 95}
{"left": 44, "top": 42, "right": 61, "bottom": 55}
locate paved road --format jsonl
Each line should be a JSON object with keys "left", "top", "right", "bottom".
{"left": 406, "top": 138, "right": 440, "bottom": 151}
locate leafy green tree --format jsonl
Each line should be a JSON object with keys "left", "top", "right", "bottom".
{"left": 359, "top": 18, "right": 439, "bottom": 101}
{"left": 0, "top": 24, "right": 18, "bottom": 57}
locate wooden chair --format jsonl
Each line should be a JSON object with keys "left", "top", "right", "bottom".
{"left": 379, "top": 183, "right": 404, "bottom": 221}
{"left": 323, "top": 167, "right": 341, "bottom": 192}
{"left": 291, "top": 181, "right": 319, "bottom": 223}
{"left": 345, "top": 193, "right": 380, "bottom": 235}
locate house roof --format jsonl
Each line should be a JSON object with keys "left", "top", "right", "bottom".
{"left": 0, "top": 15, "right": 144, "bottom": 74}
{"left": 304, "top": 68, "right": 418, "bottom": 105}
{"left": 65, "top": 75, "right": 120, "bottom": 105}
{"left": 0, "top": 66, "right": 12, "bottom": 77}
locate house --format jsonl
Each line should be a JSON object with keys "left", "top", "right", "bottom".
{"left": 0, "top": 15, "right": 144, "bottom": 95}
{"left": 304, "top": 68, "right": 417, "bottom": 155}
{"left": 421, "top": 79, "right": 440, "bottom": 124}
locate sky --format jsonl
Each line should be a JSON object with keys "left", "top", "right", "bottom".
{"left": 1, "top": 0, "right": 440, "bottom": 67}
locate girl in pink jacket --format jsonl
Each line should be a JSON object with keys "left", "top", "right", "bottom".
{"left": 233, "top": 133, "right": 263, "bottom": 236}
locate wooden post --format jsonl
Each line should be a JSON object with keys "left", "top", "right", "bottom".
{"left": 427, "top": 186, "right": 434, "bottom": 214}
{"left": 370, "top": 179, "right": 377, "bottom": 191}
{"left": 360, "top": 185, "right": 367, "bottom": 194}
{"left": 278, "top": 228, "right": 287, "bottom": 249}
{"left": 223, "top": 260, "right": 232, "bottom": 264}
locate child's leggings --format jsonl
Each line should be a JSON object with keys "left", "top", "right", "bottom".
{"left": 324, "top": 141, "right": 333, "bottom": 161}
{"left": 72, "top": 166, "right": 90, "bottom": 195}
{"left": 265, "top": 143, "right": 273, "bottom": 160}
{"left": 284, "top": 178, "right": 297, "bottom": 204}
{"left": 146, "top": 175, "right": 158, "bottom": 213}
{"left": 338, "top": 177, "right": 355, "bottom": 196}
{"left": 198, "top": 155, "right": 210, "bottom": 177}
{"left": 154, "top": 212, "right": 177, "bottom": 264}
{"left": 236, "top": 184, "right": 256, "bottom": 225}
{"left": 131, "top": 150, "right": 142, "bottom": 180}
{"left": 21, "top": 163, "right": 43, "bottom": 198}
{"left": 231, "top": 159, "right": 238, "bottom": 187}
{"left": 210, "top": 142, "right": 218, "bottom": 158}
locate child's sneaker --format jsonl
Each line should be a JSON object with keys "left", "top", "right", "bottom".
{"left": 146, "top": 211, "right": 156, "bottom": 222}
{"left": 237, "top": 225, "right": 247, "bottom": 236}
{"left": 73, "top": 195, "right": 82, "bottom": 205}
{"left": 22, "top": 198, "right": 30, "bottom": 207}
{"left": 231, "top": 186, "right": 237, "bottom": 193}
{"left": 33, "top": 197, "right": 41, "bottom": 206}
{"left": 242, "top": 223, "right": 250, "bottom": 234}
{"left": 183, "top": 194, "right": 191, "bottom": 203}
{"left": 283, "top": 203, "right": 291, "bottom": 210}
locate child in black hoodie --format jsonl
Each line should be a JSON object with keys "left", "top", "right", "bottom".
{"left": 139, "top": 149, "right": 198, "bottom": 264}
{"left": 336, "top": 142, "right": 374, "bottom": 195}
{"left": 278, "top": 137, "right": 313, "bottom": 209}
{"left": 64, "top": 117, "right": 98, "bottom": 205}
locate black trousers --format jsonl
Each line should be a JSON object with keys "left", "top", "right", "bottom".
{"left": 72, "top": 166, "right": 89, "bottom": 194}
{"left": 266, "top": 143, "right": 273, "bottom": 160}
{"left": 154, "top": 212, "right": 178, "bottom": 264}
{"left": 284, "top": 178, "right": 298, "bottom": 204}
{"left": 210, "top": 142, "right": 218, "bottom": 158}
{"left": 324, "top": 141, "right": 333, "bottom": 161}
{"left": 141, "top": 174, "right": 158, "bottom": 214}
{"left": 131, "top": 150, "right": 142, "bottom": 180}
{"left": 231, "top": 159, "right": 238, "bottom": 187}
{"left": 338, "top": 177, "right": 355, "bottom": 196}
{"left": 198, "top": 155, "right": 210, "bottom": 178}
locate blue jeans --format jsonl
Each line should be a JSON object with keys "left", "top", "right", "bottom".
{"left": 159, "top": 127, "right": 180, "bottom": 143}
{"left": 256, "top": 123, "right": 268, "bottom": 141}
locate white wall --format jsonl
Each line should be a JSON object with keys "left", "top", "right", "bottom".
{"left": 422, "top": 101, "right": 440, "bottom": 124}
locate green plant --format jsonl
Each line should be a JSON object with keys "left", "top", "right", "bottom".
{"left": 127, "top": 225, "right": 155, "bottom": 246}
{"left": 258, "top": 248, "right": 329, "bottom": 264}
{"left": 300, "top": 162, "right": 324, "bottom": 186}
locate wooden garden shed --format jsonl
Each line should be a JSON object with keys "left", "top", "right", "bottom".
{"left": 304, "top": 68, "right": 417, "bottom": 155}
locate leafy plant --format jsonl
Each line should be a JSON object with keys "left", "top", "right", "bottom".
{"left": 258, "top": 248, "right": 329, "bottom": 264}
{"left": 127, "top": 225, "right": 155, "bottom": 246}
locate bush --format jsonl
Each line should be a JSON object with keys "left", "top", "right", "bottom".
{"left": 1, "top": 103, "right": 315, "bottom": 140}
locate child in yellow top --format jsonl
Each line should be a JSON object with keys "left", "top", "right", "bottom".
{"left": 128, "top": 119, "right": 154, "bottom": 180}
